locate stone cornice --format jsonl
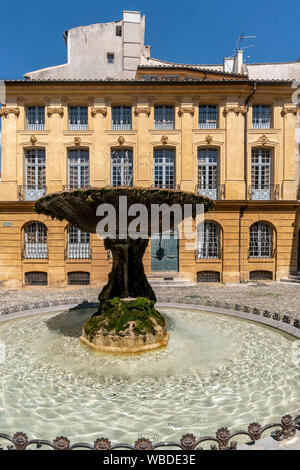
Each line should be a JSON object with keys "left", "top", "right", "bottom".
{"left": 0, "top": 107, "right": 20, "bottom": 117}
{"left": 47, "top": 107, "right": 64, "bottom": 116}
{"left": 91, "top": 106, "right": 107, "bottom": 117}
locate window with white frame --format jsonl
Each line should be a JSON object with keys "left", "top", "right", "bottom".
{"left": 26, "top": 106, "right": 45, "bottom": 130}
{"left": 153, "top": 148, "right": 175, "bottom": 189}
{"left": 197, "top": 148, "right": 218, "bottom": 199}
{"left": 198, "top": 105, "right": 218, "bottom": 129}
{"left": 25, "top": 149, "right": 46, "bottom": 200}
{"left": 67, "top": 149, "right": 90, "bottom": 189}
{"left": 196, "top": 221, "right": 220, "bottom": 259}
{"left": 112, "top": 106, "right": 132, "bottom": 130}
{"left": 251, "top": 148, "right": 272, "bottom": 200}
{"left": 68, "top": 106, "right": 88, "bottom": 130}
{"left": 154, "top": 105, "right": 174, "bottom": 130}
{"left": 24, "top": 222, "right": 48, "bottom": 259}
{"left": 66, "top": 225, "right": 90, "bottom": 259}
{"left": 252, "top": 105, "right": 272, "bottom": 129}
{"left": 249, "top": 221, "right": 273, "bottom": 258}
{"left": 111, "top": 148, "right": 133, "bottom": 187}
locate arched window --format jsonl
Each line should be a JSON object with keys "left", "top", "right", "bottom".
{"left": 197, "top": 148, "right": 219, "bottom": 199}
{"left": 67, "top": 149, "right": 89, "bottom": 189}
{"left": 66, "top": 225, "right": 91, "bottom": 259}
{"left": 111, "top": 148, "right": 133, "bottom": 187}
{"left": 24, "top": 222, "right": 48, "bottom": 259}
{"left": 197, "top": 221, "right": 220, "bottom": 259}
{"left": 153, "top": 148, "right": 175, "bottom": 189}
{"left": 24, "top": 149, "right": 46, "bottom": 200}
{"left": 249, "top": 222, "right": 273, "bottom": 258}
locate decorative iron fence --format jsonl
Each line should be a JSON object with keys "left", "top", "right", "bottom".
{"left": 0, "top": 414, "right": 298, "bottom": 450}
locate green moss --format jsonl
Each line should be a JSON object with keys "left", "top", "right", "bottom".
{"left": 83, "top": 297, "right": 166, "bottom": 339}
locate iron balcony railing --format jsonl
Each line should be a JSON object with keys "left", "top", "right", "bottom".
{"left": 154, "top": 120, "right": 174, "bottom": 130}
{"left": 198, "top": 115, "right": 218, "bottom": 129}
{"left": 111, "top": 123, "right": 132, "bottom": 130}
{"left": 195, "top": 184, "right": 225, "bottom": 200}
{"left": 68, "top": 123, "right": 88, "bottom": 131}
{"left": 26, "top": 123, "right": 45, "bottom": 131}
{"left": 18, "top": 185, "right": 47, "bottom": 201}
{"left": 65, "top": 245, "right": 91, "bottom": 260}
{"left": 152, "top": 183, "right": 180, "bottom": 190}
{"left": 22, "top": 245, "right": 48, "bottom": 260}
{"left": 252, "top": 114, "right": 271, "bottom": 129}
{"left": 63, "top": 185, "right": 91, "bottom": 191}
{"left": 248, "top": 184, "right": 280, "bottom": 201}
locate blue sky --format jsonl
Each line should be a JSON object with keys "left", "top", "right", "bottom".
{"left": 0, "top": 0, "right": 300, "bottom": 79}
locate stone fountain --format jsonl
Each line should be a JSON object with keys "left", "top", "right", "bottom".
{"left": 35, "top": 187, "right": 213, "bottom": 353}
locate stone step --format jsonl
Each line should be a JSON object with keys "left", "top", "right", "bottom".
{"left": 280, "top": 277, "right": 300, "bottom": 284}
{"left": 150, "top": 281, "right": 196, "bottom": 288}
{"left": 147, "top": 272, "right": 186, "bottom": 279}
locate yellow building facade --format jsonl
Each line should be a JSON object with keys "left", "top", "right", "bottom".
{"left": 0, "top": 75, "right": 299, "bottom": 287}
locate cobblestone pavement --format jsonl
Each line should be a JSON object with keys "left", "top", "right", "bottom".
{"left": 0, "top": 281, "right": 300, "bottom": 318}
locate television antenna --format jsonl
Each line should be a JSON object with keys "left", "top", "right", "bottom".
{"left": 236, "top": 33, "right": 256, "bottom": 52}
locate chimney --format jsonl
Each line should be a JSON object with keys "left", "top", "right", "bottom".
{"left": 233, "top": 50, "right": 243, "bottom": 74}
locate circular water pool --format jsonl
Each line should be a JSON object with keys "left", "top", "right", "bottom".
{"left": 0, "top": 307, "right": 299, "bottom": 444}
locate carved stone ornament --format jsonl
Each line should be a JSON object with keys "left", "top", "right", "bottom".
{"left": 281, "top": 105, "right": 299, "bottom": 116}
{"left": 0, "top": 107, "right": 20, "bottom": 117}
{"left": 161, "top": 135, "right": 168, "bottom": 145}
{"left": 47, "top": 107, "right": 64, "bottom": 117}
{"left": 223, "top": 105, "right": 247, "bottom": 116}
{"left": 74, "top": 137, "right": 81, "bottom": 146}
{"left": 178, "top": 106, "right": 195, "bottom": 116}
{"left": 30, "top": 135, "right": 37, "bottom": 145}
{"left": 118, "top": 135, "right": 125, "bottom": 145}
{"left": 134, "top": 106, "right": 151, "bottom": 116}
{"left": 205, "top": 134, "right": 213, "bottom": 144}
{"left": 91, "top": 106, "right": 107, "bottom": 117}
{"left": 259, "top": 134, "right": 269, "bottom": 146}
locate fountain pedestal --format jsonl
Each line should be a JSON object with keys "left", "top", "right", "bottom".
{"left": 80, "top": 297, "right": 169, "bottom": 354}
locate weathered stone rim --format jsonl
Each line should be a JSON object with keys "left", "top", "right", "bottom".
{"left": 79, "top": 332, "right": 170, "bottom": 354}
{"left": 0, "top": 299, "right": 299, "bottom": 339}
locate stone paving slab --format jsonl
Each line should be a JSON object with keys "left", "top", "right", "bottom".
{"left": 1, "top": 280, "right": 300, "bottom": 318}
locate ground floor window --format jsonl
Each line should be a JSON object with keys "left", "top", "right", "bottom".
{"left": 25, "top": 271, "right": 48, "bottom": 286}
{"left": 197, "top": 271, "right": 220, "bottom": 282}
{"left": 249, "top": 270, "right": 273, "bottom": 281}
{"left": 249, "top": 222, "right": 273, "bottom": 258}
{"left": 67, "top": 271, "right": 90, "bottom": 285}
{"left": 197, "top": 221, "right": 220, "bottom": 259}
{"left": 66, "top": 226, "right": 91, "bottom": 259}
{"left": 24, "top": 222, "right": 48, "bottom": 259}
